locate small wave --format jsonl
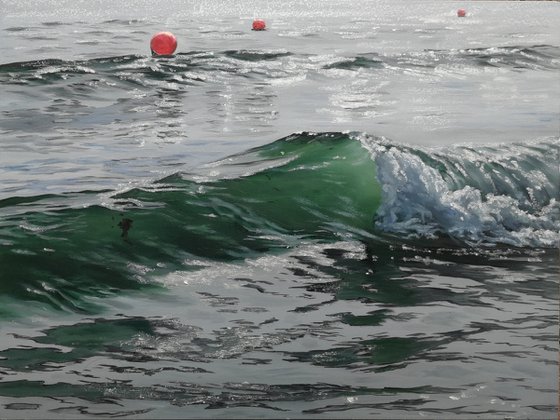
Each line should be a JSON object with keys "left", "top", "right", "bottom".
{"left": 323, "top": 54, "right": 384, "bottom": 70}
{"left": 5, "top": 26, "right": 29, "bottom": 32}
{"left": 422, "top": 44, "right": 560, "bottom": 72}
{"left": 223, "top": 49, "right": 292, "bottom": 61}
{"left": 101, "top": 18, "right": 148, "bottom": 25}
{"left": 41, "top": 21, "right": 69, "bottom": 27}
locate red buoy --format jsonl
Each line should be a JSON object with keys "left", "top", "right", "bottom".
{"left": 457, "top": 9, "right": 466, "bottom": 17}
{"left": 150, "top": 32, "right": 177, "bottom": 56}
{"left": 252, "top": 19, "right": 266, "bottom": 31}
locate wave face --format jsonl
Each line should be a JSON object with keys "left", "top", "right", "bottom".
{"left": 0, "top": 133, "right": 380, "bottom": 314}
{"left": 1, "top": 132, "right": 558, "bottom": 314}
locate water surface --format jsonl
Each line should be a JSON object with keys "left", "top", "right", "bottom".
{"left": 0, "top": 1, "right": 558, "bottom": 418}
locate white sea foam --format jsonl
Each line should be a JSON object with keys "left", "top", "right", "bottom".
{"left": 364, "top": 137, "right": 560, "bottom": 247}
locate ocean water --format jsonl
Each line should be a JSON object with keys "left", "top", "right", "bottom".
{"left": 0, "top": 0, "right": 559, "bottom": 418}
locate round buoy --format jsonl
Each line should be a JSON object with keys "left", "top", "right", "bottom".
{"left": 457, "top": 9, "right": 466, "bottom": 17}
{"left": 252, "top": 19, "right": 266, "bottom": 31}
{"left": 150, "top": 32, "right": 177, "bottom": 56}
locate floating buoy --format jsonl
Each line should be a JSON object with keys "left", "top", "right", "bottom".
{"left": 150, "top": 31, "right": 177, "bottom": 56}
{"left": 252, "top": 19, "right": 266, "bottom": 31}
{"left": 457, "top": 9, "right": 466, "bottom": 17}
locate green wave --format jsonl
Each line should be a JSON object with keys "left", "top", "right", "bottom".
{"left": 0, "top": 132, "right": 380, "bottom": 314}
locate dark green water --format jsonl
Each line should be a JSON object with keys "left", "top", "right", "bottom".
{"left": 1, "top": 133, "right": 381, "bottom": 314}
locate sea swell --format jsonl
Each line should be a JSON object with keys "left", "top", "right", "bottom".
{"left": 1, "top": 44, "right": 558, "bottom": 86}
{"left": 0, "top": 132, "right": 558, "bottom": 315}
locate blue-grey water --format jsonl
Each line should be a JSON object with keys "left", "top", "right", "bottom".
{"left": 0, "top": 0, "right": 559, "bottom": 418}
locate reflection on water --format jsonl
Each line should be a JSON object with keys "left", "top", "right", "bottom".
{"left": 0, "top": 242, "right": 557, "bottom": 418}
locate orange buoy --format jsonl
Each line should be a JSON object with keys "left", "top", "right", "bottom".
{"left": 150, "top": 32, "right": 177, "bottom": 56}
{"left": 457, "top": 9, "right": 466, "bottom": 17}
{"left": 252, "top": 19, "right": 266, "bottom": 31}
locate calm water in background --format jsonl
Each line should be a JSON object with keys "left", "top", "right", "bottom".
{"left": 0, "top": 0, "right": 559, "bottom": 418}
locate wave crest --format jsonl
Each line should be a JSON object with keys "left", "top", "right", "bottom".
{"left": 364, "top": 135, "right": 560, "bottom": 247}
